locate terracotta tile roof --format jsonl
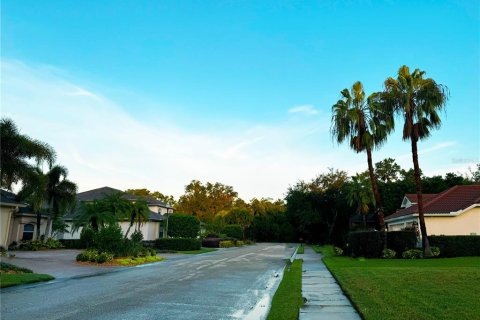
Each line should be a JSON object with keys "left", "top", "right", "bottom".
{"left": 386, "top": 185, "right": 480, "bottom": 221}
{"left": 404, "top": 193, "right": 437, "bottom": 204}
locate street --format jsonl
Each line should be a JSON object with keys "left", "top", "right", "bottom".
{"left": 1, "top": 243, "right": 295, "bottom": 320}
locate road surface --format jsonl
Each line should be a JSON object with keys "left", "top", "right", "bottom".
{"left": 1, "top": 243, "right": 296, "bottom": 320}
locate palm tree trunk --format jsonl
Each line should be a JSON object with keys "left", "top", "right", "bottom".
{"left": 44, "top": 214, "right": 52, "bottom": 241}
{"left": 411, "top": 137, "right": 432, "bottom": 257}
{"left": 366, "top": 148, "right": 385, "bottom": 231}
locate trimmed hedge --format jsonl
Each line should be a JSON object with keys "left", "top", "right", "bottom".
{"left": 155, "top": 238, "right": 201, "bottom": 251}
{"left": 222, "top": 225, "right": 243, "bottom": 240}
{"left": 348, "top": 231, "right": 384, "bottom": 258}
{"left": 429, "top": 235, "right": 480, "bottom": 257}
{"left": 387, "top": 231, "right": 417, "bottom": 257}
{"left": 59, "top": 239, "right": 85, "bottom": 249}
{"left": 168, "top": 214, "right": 200, "bottom": 238}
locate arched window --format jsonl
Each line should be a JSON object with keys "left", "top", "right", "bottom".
{"left": 23, "top": 224, "right": 34, "bottom": 241}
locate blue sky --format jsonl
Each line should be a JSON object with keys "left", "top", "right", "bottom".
{"left": 1, "top": 1, "right": 479, "bottom": 199}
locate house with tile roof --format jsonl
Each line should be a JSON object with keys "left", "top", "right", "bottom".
{"left": 0, "top": 190, "right": 52, "bottom": 247}
{"left": 59, "top": 187, "right": 173, "bottom": 241}
{"left": 385, "top": 185, "right": 480, "bottom": 236}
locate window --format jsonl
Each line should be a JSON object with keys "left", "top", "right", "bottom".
{"left": 23, "top": 224, "right": 34, "bottom": 240}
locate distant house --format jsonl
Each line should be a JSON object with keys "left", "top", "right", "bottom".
{"left": 385, "top": 185, "right": 480, "bottom": 236}
{"left": 59, "top": 187, "right": 173, "bottom": 241}
{"left": 0, "top": 190, "right": 49, "bottom": 247}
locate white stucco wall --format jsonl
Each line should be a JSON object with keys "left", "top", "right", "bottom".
{"left": 0, "top": 207, "right": 14, "bottom": 247}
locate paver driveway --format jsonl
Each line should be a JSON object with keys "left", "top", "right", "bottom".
{"left": 1, "top": 243, "right": 295, "bottom": 320}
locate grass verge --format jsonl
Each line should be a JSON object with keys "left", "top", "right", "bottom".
{"left": 297, "top": 244, "right": 304, "bottom": 254}
{"left": 266, "top": 259, "right": 304, "bottom": 320}
{"left": 317, "top": 245, "right": 480, "bottom": 320}
{"left": 180, "top": 248, "right": 218, "bottom": 254}
{"left": 1, "top": 273, "right": 54, "bottom": 288}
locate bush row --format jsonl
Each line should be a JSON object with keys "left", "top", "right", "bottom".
{"left": 428, "top": 235, "right": 480, "bottom": 257}
{"left": 155, "top": 238, "right": 201, "bottom": 251}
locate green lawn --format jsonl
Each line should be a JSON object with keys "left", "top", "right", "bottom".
{"left": 267, "top": 259, "right": 304, "bottom": 320}
{"left": 296, "top": 244, "right": 304, "bottom": 254}
{"left": 1, "top": 273, "right": 54, "bottom": 288}
{"left": 317, "top": 246, "right": 480, "bottom": 320}
{"left": 180, "top": 248, "right": 218, "bottom": 254}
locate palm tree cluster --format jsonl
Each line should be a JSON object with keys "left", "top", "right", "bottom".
{"left": 331, "top": 65, "right": 449, "bottom": 256}
{"left": 1, "top": 118, "right": 78, "bottom": 240}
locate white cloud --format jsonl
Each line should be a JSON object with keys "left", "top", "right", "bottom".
{"left": 2, "top": 60, "right": 471, "bottom": 201}
{"left": 288, "top": 104, "right": 319, "bottom": 115}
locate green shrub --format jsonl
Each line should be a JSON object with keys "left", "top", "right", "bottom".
{"left": 44, "top": 238, "right": 64, "bottom": 249}
{"left": 19, "top": 240, "right": 44, "bottom": 251}
{"left": 96, "top": 252, "right": 114, "bottom": 264}
{"left": 402, "top": 249, "right": 423, "bottom": 259}
{"left": 382, "top": 248, "right": 396, "bottom": 259}
{"left": 347, "top": 231, "right": 383, "bottom": 258}
{"left": 333, "top": 246, "right": 344, "bottom": 256}
{"left": 386, "top": 231, "right": 417, "bottom": 256}
{"left": 95, "top": 224, "right": 124, "bottom": 254}
{"left": 80, "top": 227, "right": 96, "bottom": 248}
{"left": 222, "top": 225, "right": 243, "bottom": 240}
{"left": 219, "top": 240, "right": 234, "bottom": 248}
{"left": 430, "top": 246, "right": 440, "bottom": 257}
{"left": 130, "top": 230, "right": 144, "bottom": 243}
{"left": 168, "top": 214, "right": 200, "bottom": 238}
{"left": 429, "top": 235, "right": 480, "bottom": 257}
{"left": 235, "top": 240, "right": 245, "bottom": 247}
{"left": 59, "top": 239, "right": 85, "bottom": 249}
{"left": 0, "top": 262, "right": 33, "bottom": 273}
{"left": 155, "top": 238, "right": 201, "bottom": 251}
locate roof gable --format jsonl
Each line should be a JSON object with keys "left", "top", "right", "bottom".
{"left": 386, "top": 185, "right": 480, "bottom": 221}
{"left": 76, "top": 186, "right": 168, "bottom": 207}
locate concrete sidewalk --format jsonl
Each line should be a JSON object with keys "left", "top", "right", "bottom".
{"left": 299, "top": 246, "right": 361, "bottom": 320}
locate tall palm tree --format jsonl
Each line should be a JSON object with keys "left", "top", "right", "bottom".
{"left": 1, "top": 118, "right": 56, "bottom": 189}
{"left": 18, "top": 168, "right": 49, "bottom": 240}
{"left": 44, "top": 166, "right": 78, "bottom": 238}
{"left": 124, "top": 200, "right": 149, "bottom": 239}
{"left": 382, "top": 66, "right": 449, "bottom": 256}
{"left": 72, "top": 200, "right": 118, "bottom": 233}
{"left": 331, "top": 81, "right": 393, "bottom": 230}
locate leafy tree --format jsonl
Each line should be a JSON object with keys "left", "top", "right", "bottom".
{"left": 469, "top": 164, "right": 480, "bottom": 183}
{"left": 0, "top": 118, "right": 56, "bottom": 189}
{"left": 224, "top": 207, "right": 253, "bottom": 238}
{"left": 176, "top": 180, "right": 238, "bottom": 222}
{"left": 382, "top": 65, "right": 449, "bottom": 256}
{"left": 375, "top": 158, "right": 401, "bottom": 183}
{"left": 167, "top": 213, "right": 200, "bottom": 238}
{"left": 126, "top": 188, "right": 177, "bottom": 207}
{"left": 346, "top": 173, "right": 375, "bottom": 229}
{"left": 331, "top": 81, "right": 393, "bottom": 231}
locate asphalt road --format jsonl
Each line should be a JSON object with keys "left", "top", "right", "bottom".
{"left": 1, "top": 243, "right": 296, "bottom": 320}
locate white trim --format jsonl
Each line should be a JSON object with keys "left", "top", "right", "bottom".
{"left": 386, "top": 204, "right": 480, "bottom": 224}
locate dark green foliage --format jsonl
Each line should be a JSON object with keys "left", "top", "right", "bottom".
{"left": 222, "top": 224, "right": 243, "bottom": 240}
{"left": 0, "top": 262, "right": 33, "bottom": 273}
{"left": 155, "top": 238, "right": 201, "bottom": 251}
{"left": 429, "top": 236, "right": 480, "bottom": 257}
{"left": 80, "top": 227, "right": 96, "bottom": 248}
{"left": 76, "top": 249, "right": 113, "bottom": 263}
{"left": 248, "top": 210, "right": 294, "bottom": 242}
{"left": 19, "top": 238, "right": 64, "bottom": 251}
{"left": 348, "top": 231, "right": 384, "bottom": 258}
{"left": 168, "top": 213, "right": 200, "bottom": 238}
{"left": 202, "top": 237, "right": 222, "bottom": 248}
{"left": 130, "top": 230, "right": 144, "bottom": 243}
{"left": 94, "top": 224, "right": 124, "bottom": 254}
{"left": 59, "top": 239, "right": 85, "bottom": 249}
{"left": 386, "top": 231, "right": 418, "bottom": 257}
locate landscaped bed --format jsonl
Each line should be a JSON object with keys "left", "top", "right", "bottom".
{"left": 0, "top": 262, "right": 54, "bottom": 288}
{"left": 316, "top": 246, "right": 480, "bottom": 320}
